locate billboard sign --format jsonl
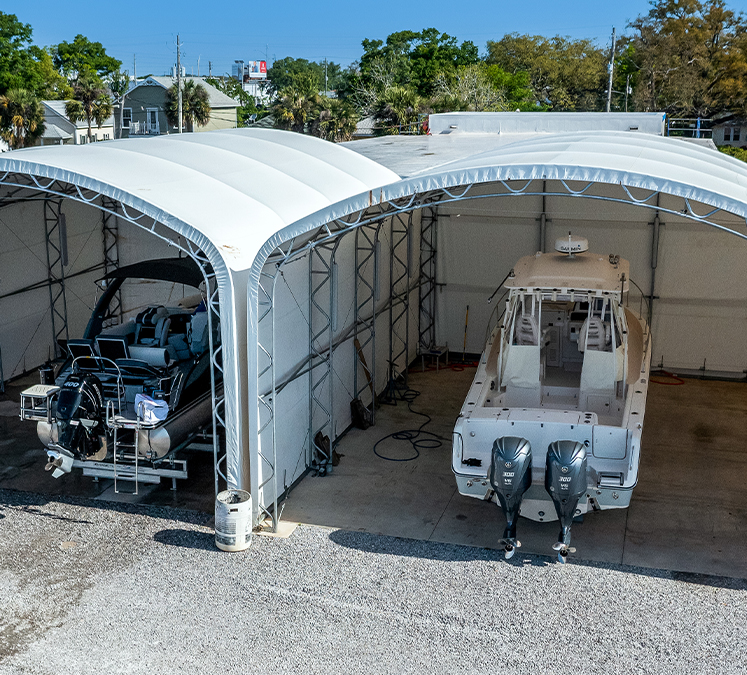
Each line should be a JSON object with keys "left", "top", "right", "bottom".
{"left": 244, "top": 61, "right": 267, "bottom": 80}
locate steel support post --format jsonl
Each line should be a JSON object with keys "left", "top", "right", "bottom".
{"left": 43, "top": 198, "right": 69, "bottom": 358}
{"left": 353, "top": 222, "right": 381, "bottom": 420}
{"left": 308, "top": 238, "right": 341, "bottom": 475}
{"left": 255, "top": 266, "right": 280, "bottom": 528}
{"left": 418, "top": 206, "right": 437, "bottom": 353}
{"left": 100, "top": 196, "right": 122, "bottom": 326}
{"left": 385, "top": 212, "right": 411, "bottom": 398}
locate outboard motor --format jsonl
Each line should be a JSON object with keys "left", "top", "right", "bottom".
{"left": 489, "top": 437, "right": 532, "bottom": 559}
{"left": 50, "top": 373, "right": 107, "bottom": 468}
{"left": 545, "top": 440, "right": 588, "bottom": 563}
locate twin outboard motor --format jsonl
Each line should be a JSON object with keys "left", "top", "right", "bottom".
{"left": 489, "top": 437, "right": 532, "bottom": 559}
{"left": 545, "top": 440, "right": 588, "bottom": 563}
{"left": 51, "top": 373, "right": 106, "bottom": 463}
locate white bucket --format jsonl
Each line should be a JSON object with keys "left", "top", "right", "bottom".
{"left": 214, "top": 489, "right": 252, "bottom": 552}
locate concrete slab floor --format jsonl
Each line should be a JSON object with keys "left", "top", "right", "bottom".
{"left": 2, "top": 365, "right": 746, "bottom": 579}
{"left": 0, "top": 373, "right": 216, "bottom": 513}
{"left": 281, "top": 365, "right": 747, "bottom": 579}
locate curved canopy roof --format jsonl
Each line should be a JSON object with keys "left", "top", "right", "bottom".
{"left": 0, "top": 128, "right": 400, "bottom": 272}
{"left": 344, "top": 130, "right": 747, "bottom": 221}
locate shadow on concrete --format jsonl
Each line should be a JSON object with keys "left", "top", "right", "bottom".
{"left": 153, "top": 528, "right": 218, "bottom": 552}
{"left": 328, "top": 528, "right": 747, "bottom": 590}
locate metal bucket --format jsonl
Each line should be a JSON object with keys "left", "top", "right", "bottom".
{"left": 214, "top": 489, "right": 252, "bottom": 552}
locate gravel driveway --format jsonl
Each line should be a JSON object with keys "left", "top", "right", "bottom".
{"left": 1, "top": 489, "right": 745, "bottom": 675}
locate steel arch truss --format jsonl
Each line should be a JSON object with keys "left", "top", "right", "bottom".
{"left": 251, "top": 176, "right": 747, "bottom": 529}
{"left": 0, "top": 171, "right": 228, "bottom": 498}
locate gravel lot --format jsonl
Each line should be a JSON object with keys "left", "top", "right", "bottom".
{"left": 1, "top": 488, "right": 745, "bottom": 675}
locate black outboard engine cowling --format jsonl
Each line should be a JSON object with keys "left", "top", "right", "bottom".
{"left": 545, "top": 440, "right": 588, "bottom": 563}
{"left": 55, "top": 373, "right": 106, "bottom": 460}
{"left": 489, "top": 436, "right": 532, "bottom": 559}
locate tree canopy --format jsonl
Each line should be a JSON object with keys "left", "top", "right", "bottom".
{"left": 52, "top": 34, "right": 121, "bottom": 79}
{"left": 165, "top": 80, "right": 211, "bottom": 132}
{"left": 627, "top": 0, "right": 747, "bottom": 117}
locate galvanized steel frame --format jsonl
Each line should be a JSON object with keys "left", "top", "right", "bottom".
{"left": 0, "top": 172, "right": 228, "bottom": 498}
{"left": 252, "top": 176, "right": 747, "bottom": 527}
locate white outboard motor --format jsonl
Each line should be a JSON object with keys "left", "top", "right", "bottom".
{"left": 545, "top": 440, "right": 588, "bottom": 563}
{"left": 489, "top": 437, "right": 532, "bottom": 559}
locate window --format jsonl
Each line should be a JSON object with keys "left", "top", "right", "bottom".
{"left": 103, "top": 133, "right": 110, "bottom": 140}
{"left": 724, "top": 127, "right": 732, "bottom": 142}
{"left": 123, "top": 108, "right": 132, "bottom": 129}
{"left": 79, "top": 135, "right": 86, "bottom": 144}
{"left": 734, "top": 127, "right": 741, "bottom": 142}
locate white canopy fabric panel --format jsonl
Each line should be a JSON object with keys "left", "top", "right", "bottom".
{"left": 0, "top": 129, "right": 399, "bottom": 489}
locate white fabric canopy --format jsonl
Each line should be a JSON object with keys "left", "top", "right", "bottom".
{"left": 0, "top": 129, "right": 399, "bottom": 489}
{"left": 4, "top": 127, "right": 747, "bottom": 505}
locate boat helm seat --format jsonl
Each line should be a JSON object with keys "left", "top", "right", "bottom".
{"left": 188, "top": 312, "right": 210, "bottom": 355}
{"left": 514, "top": 315, "right": 539, "bottom": 346}
{"left": 578, "top": 317, "right": 611, "bottom": 352}
{"left": 135, "top": 306, "right": 170, "bottom": 348}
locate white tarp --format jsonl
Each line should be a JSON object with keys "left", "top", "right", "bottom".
{"left": 0, "top": 129, "right": 399, "bottom": 490}
{"left": 4, "top": 126, "right": 747, "bottom": 516}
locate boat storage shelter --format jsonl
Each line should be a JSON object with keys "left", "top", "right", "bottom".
{"left": 2, "top": 113, "right": 747, "bottom": 528}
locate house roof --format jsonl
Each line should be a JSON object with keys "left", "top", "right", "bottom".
{"left": 138, "top": 76, "right": 241, "bottom": 109}
{"left": 43, "top": 100, "right": 115, "bottom": 130}
{"left": 41, "top": 123, "right": 73, "bottom": 140}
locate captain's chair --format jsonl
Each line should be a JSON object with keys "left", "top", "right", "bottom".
{"left": 514, "top": 314, "right": 539, "bottom": 346}
{"left": 135, "top": 306, "right": 170, "bottom": 348}
{"left": 578, "top": 317, "right": 610, "bottom": 352}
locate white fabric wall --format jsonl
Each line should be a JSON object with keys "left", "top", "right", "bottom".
{"left": 259, "top": 211, "right": 422, "bottom": 503}
{"left": 0, "top": 195, "right": 199, "bottom": 384}
{"left": 435, "top": 186, "right": 747, "bottom": 374}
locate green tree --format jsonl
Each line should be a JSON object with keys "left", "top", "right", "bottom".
{"left": 0, "top": 87, "right": 44, "bottom": 148}
{"left": 272, "top": 76, "right": 320, "bottom": 134}
{"left": 628, "top": 0, "right": 747, "bottom": 117}
{"left": 65, "top": 70, "right": 113, "bottom": 142}
{"left": 0, "top": 12, "right": 70, "bottom": 100}
{"left": 309, "top": 98, "right": 359, "bottom": 142}
{"left": 373, "top": 85, "right": 421, "bottom": 134}
{"left": 0, "top": 12, "right": 34, "bottom": 93}
{"left": 165, "top": 79, "right": 211, "bottom": 132}
{"left": 266, "top": 57, "right": 345, "bottom": 96}
{"left": 53, "top": 35, "right": 121, "bottom": 79}
{"left": 108, "top": 69, "right": 129, "bottom": 138}
{"left": 205, "top": 76, "right": 269, "bottom": 126}
{"left": 432, "top": 63, "right": 539, "bottom": 112}
{"left": 487, "top": 33, "right": 607, "bottom": 111}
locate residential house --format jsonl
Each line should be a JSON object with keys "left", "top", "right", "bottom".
{"left": 35, "top": 100, "right": 115, "bottom": 146}
{"left": 116, "top": 76, "right": 241, "bottom": 138}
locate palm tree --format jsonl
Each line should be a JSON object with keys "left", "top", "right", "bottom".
{"left": 312, "top": 98, "right": 359, "bottom": 142}
{"left": 272, "top": 73, "right": 320, "bottom": 134}
{"left": 65, "top": 69, "right": 113, "bottom": 143}
{"left": 108, "top": 69, "right": 130, "bottom": 139}
{"left": 165, "top": 80, "right": 211, "bottom": 132}
{"left": 373, "top": 85, "right": 421, "bottom": 135}
{"left": 0, "top": 88, "right": 45, "bottom": 149}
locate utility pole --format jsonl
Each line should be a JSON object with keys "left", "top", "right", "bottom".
{"left": 197, "top": 55, "right": 200, "bottom": 77}
{"left": 606, "top": 26, "right": 616, "bottom": 113}
{"left": 209, "top": 61, "right": 212, "bottom": 77}
{"left": 324, "top": 58, "right": 328, "bottom": 94}
{"left": 133, "top": 55, "right": 137, "bottom": 84}
{"left": 177, "top": 34, "right": 183, "bottom": 133}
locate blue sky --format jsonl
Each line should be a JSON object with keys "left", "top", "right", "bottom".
{"left": 7, "top": 0, "right": 747, "bottom": 77}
